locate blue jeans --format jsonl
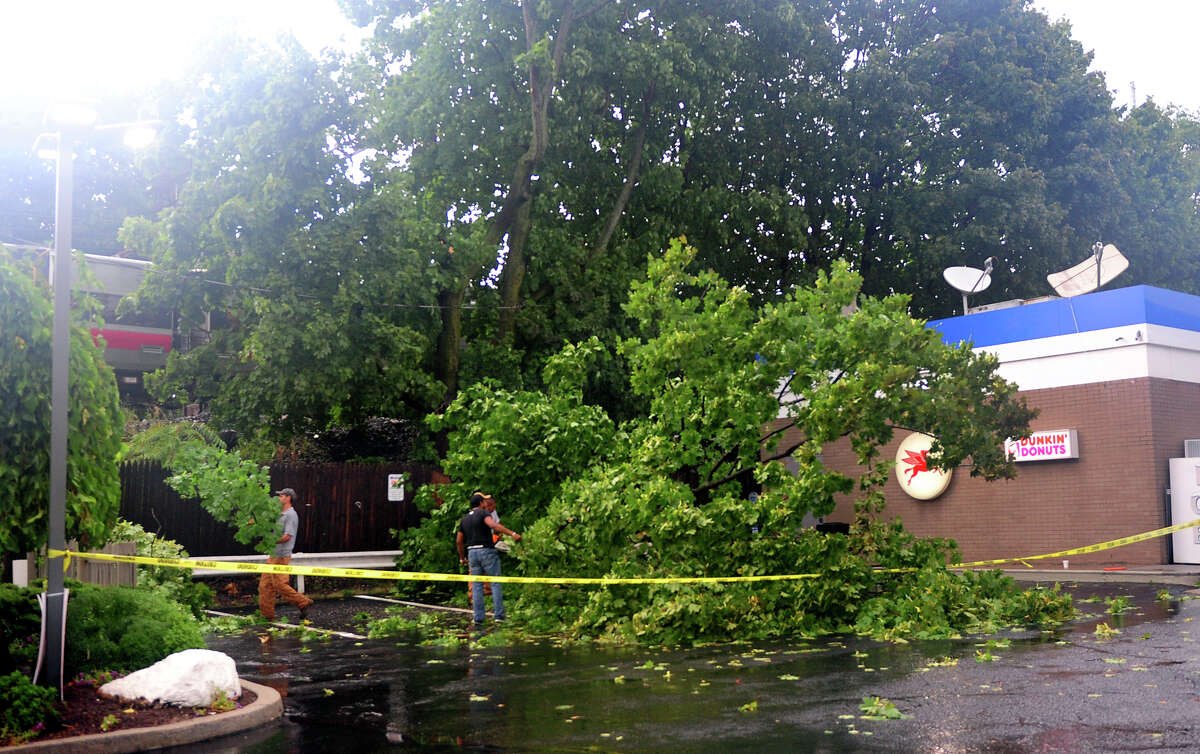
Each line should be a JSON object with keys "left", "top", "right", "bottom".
{"left": 468, "top": 547, "right": 504, "bottom": 622}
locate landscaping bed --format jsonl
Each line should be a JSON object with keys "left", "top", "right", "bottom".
{"left": 10, "top": 682, "right": 256, "bottom": 745}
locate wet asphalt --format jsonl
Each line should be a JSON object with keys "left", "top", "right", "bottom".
{"left": 184, "top": 580, "right": 1200, "bottom": 752}
{"left": 831, "top": 581, "right": 1200, "bottom": 752}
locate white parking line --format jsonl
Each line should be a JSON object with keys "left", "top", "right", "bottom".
{"left": 204, "top": 609, "right": 366, "bottom": 639}
{"left": 354, "top": 594, "right": 475, "bottom": 615}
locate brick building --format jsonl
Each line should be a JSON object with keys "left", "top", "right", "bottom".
{"left": 818, "top": 285, "right": 1200, "bottom": 567}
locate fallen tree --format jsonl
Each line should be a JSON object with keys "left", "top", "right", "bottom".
{"left": 407, "top": 240, "right": 1071, "bottom": 642}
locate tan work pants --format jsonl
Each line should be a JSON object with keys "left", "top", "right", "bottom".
{"left": 258, "top": 555, "right": 310, "bottom": 619}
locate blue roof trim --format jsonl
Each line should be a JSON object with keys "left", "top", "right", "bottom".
{"left": 927, "top": 285, "right": 1200, "bottom": 347}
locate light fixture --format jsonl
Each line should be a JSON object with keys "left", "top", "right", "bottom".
{"left": 44, "top": 102, "right": 99, "bottom": 129}
{"left": 32, "top": 133, "right": 59, "bottom": 161}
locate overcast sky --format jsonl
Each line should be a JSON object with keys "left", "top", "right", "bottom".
{"left": 1, "top": 2, "right": 1196, "bottom": 113}
{"left": 0, "top": 1, "right": 361, "bottom": 104}
{"left": 1035, "top": 0, "right": 1200, "bottom": 113}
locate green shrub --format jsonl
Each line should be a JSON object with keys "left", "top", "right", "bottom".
{"left": 0, "top": 670, "right": 58, "bottom": 743}
{"left": 108, "top": 519, "right": 214, "bottom": 618}
{"left": 0, "top": 585, "right": 40, "bottom": 676}
{"left": 0, "top": 249, "right": 123, "bottom": 565}
{"left": 64, "top": 581, "right": 204, "bottom": 674}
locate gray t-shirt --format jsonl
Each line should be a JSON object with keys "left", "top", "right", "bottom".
{"left": 274, "top": 507, "right": 299, "bottom": 558}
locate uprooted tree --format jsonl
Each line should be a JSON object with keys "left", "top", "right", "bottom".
{"left": 405, "top": 240, "right": 1072, "bottom": 643}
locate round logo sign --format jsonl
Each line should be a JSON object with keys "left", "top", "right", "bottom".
{"left": 894, "top": 432, "right": 952, "bottom": 500}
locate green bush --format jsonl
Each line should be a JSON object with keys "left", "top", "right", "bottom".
{"left": 0, "top": 670, "right": 58, "bottom": 743}
{"left": 0, "top": 585, "right": 40, "bottom": 676}
{"left": 0, "top": 248, "right": 124, "bottom": 563}
{"left": 108, "top": 519, "right": 214, "bottom": 618}
{"left": 64, "top": 581, "right": 204, "bottom": 675}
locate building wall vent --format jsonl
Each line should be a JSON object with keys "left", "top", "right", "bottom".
{"left": 1185, "top": 439, "right": 1200, "bottom": 458}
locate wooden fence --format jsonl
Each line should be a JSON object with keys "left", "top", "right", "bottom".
{"left": 120, "top": 461, "right": 441, "bottom": 556}
{"left": 27, "top": 541, "right": 137, "bottom": 586}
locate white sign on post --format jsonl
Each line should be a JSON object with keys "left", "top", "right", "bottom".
{"left": 387, "top": 473, "right": 405, "bottom": 502}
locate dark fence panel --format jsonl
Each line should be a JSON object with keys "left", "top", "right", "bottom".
{"left": 268, "top": 463, "right": 433, "bottom": 554}
{"left": 120, "top": 460, "right": 247, "bottom": 556}
{"left": 119, "top": 461, "right": 438, "bottom": 556}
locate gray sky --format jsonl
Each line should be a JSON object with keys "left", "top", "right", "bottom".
{"left": 1035, "top": 0, "right": 1200, "bottom": 113}
{"left": 1, "top": 2, "right": 1195, "bottom": 113}
{"left": 0, "top": 1, "right": 360, "bottom": 103}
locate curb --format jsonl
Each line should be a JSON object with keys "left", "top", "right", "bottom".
{"left": 1003, "top": 569, "right": 1200, "bottom": 585}
{"left": 6, "top": 679, "right": 282, "bottom": 754}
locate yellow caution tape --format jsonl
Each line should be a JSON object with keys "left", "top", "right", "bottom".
{"left": 950, "top": 517, "right": 1200, "bottom": 569}
{"left": 44, "top": 549, "right": 821, "bottom": 585}
{"left": 46, "top": 517, "right": 1200, "bottom": 585}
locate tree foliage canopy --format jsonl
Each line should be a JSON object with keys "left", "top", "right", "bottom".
{"left": 46, "top": 0, "right": 1183, "bottom": 451}
{"left": 117, "top": 38, "right": 444, "bottom": 445}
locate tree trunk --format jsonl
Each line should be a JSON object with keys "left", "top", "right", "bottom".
{"left": 591, "top": 83, "right": 653, "bottom": 260}
{"left": 496, "top": 201, "right": 532, "bottom": 342}
{"left": 490, "top": 0, "right": 577, "bottom": 343}
{"left": 434, "top": 284, "right": 465, "bottom": 405}
{"left": 432, "top": 282, "right": 466, "bottom": 457}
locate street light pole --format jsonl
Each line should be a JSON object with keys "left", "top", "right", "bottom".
{"left": 45, "top": 128, "right": 75, "bottom": 694}
{"left": 36, "top": 107, "right": 159, "bottom": 693}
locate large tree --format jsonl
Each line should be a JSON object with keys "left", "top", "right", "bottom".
{"left": 347, "top": 0, "right": 1200, "bottom": 414}
{"left": 120, "top": 37, "right": 443, "bottom": 446}
{"left": 113, "top": 0, "right": 1200, "bottom": 452}
{"left": 665, "top": 0, "right": 1147, "bottom": 314}
{"left": 1093, "top": 101, "right": 1200, "bottom": 294}
{"left": 347, "top": 0, "right": 838, "bottom": 411}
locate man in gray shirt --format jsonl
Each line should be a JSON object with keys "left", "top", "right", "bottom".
{"left": 258, "top": 488, "right": 314, "bottom": 621}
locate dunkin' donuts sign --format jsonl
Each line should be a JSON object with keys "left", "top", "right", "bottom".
{"left": 1004, "top": 429, "right": 1079, "bottom": 462}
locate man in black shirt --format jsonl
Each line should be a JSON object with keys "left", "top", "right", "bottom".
{"left": 457, "top": 492, "right": 521, "bottom": 624}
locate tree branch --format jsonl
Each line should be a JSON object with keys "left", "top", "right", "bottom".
{"left": 487, "top": 0, "right": 578, "bottom": 248}
{"left": 693, "top": 464, "right": 757, "bottom": 498}
{"left": 758, "top": 419, "right": 796, "bottom": 446}
{"left": 591, "top": 81, "right": 655, "bottom": 259}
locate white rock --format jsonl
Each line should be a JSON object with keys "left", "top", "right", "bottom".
{"left": 100, "top": 649, "right": 241, "bottom": 708}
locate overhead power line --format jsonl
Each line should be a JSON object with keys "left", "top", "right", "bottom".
{"left": 196, "top": 276, "right": 520, "bottom": 310}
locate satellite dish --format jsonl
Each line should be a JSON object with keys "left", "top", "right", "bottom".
{"left": 1046, "top": 243, "right": 1128, "bottom": 297}
{"left": 943, "top": 258, "right": 994, "bottom": 315}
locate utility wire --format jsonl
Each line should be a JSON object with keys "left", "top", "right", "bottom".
{"left": 196, "top": 276, "right": 521, "bottom": 310}
{"left": 1, "top": 242, "right": 520, "bottom": 310}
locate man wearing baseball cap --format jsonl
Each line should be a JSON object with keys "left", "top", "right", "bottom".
{"left": 259, "top": 487, "right": 314, "bottom": 621}
{"left": 456, "top": 492, "right": 521, "bottom": 625}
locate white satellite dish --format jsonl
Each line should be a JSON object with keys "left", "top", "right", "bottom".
{"left": 943, "top": 258, "right": 993, "bottom": 315}
{"left": 1046, "top": 242, "right": 1128, "bottom": 297}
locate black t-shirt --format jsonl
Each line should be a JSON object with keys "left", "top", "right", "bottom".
{"left": 458, "top": 508, "right": 494, "bottom": 549}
